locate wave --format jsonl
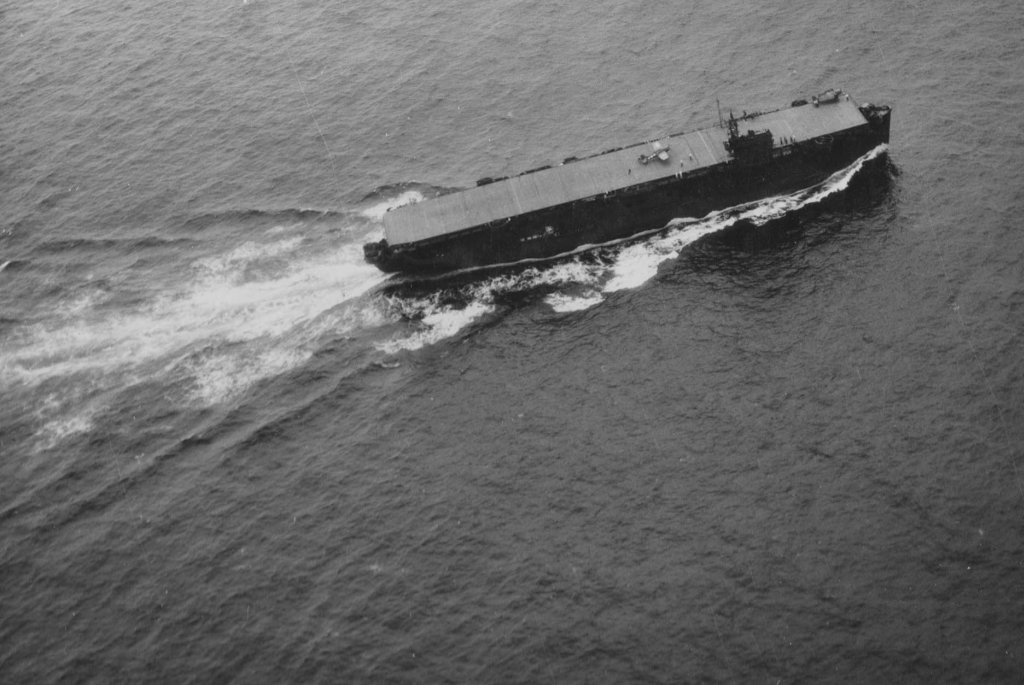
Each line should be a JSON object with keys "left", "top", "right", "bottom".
{"left": 182, "top": 207, "right": 346, "bottom": 231}
{"left": 360, "top": 190, "right": 427, "bottom": 223}
{"left": 34, "top": 236, "right": 199, "bottom": 254}
{"left": 0, "top": 259, "right": 27, "bottom": 273}
{"left": 360, "top": 181, "right": 458, "bottom": 203}
{"left": 359, "top": 182, "right": 468, "bottom": 223}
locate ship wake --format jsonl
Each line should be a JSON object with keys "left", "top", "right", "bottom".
{"left": 1, "top": 147, "right": 888, "bottom": 451}
{"left": 1, "top": 199, "right": 402, "bottom": 451}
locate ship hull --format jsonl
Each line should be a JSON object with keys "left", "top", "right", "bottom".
{"left": 365, "top": 101, "right": 891, "bottom": 274}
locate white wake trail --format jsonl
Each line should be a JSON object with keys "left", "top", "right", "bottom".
{"left": 2, "top": 223, "right": 394, "bottom": 455}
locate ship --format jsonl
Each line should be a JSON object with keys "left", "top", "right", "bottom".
{"left": 364, "top": 89, "right": 891, "bottom": 274}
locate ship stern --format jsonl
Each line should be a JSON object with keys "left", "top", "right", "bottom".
{"left": 363, "top": 239, "right": 397, "bottom": 272}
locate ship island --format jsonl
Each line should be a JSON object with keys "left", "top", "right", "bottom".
{"left": 363, "top": 89, "right": 891, "bottom": 274}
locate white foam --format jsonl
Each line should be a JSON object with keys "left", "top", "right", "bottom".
{"left": 545, "top": 291, "right": 604, "bottom": 312}
{"left": 604, "top": 242, "right": 674, "bottom": 292}
{"left": 31, "top": 392, "right": 97, "bottom": 451}
{"left": 361, "top": 191, "right": 424, "bottom": 222}
{"left": 186, "top": 346, "right": 312, "bottom": 405}
{"left": 36, "top": 413, "right": 95, "bottom": 451}
{"left": 195, "top": 236, "right": 305, "bottom": 277}
{"left": 519, "top": 259, "right": 605, "bottom": 288}
{"left": 54, "top": 288, "right": 111, "bottom": 318}
{"left": 3, "top": 238, "right": 388, "bottom": 405}
{"left": 375, "top": 300, "right": 493, "bottom": 354}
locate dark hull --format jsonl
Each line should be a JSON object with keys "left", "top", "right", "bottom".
{"left": 366, "top": 107, "right": 891, "bottom": 274}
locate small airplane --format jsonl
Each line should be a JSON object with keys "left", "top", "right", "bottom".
{"left": 638, "top": 140, "right": 671, "bottom": 165}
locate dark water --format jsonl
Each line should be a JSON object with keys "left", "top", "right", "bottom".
{"left": 2, "top": 1, "right": 1023, "bottom": 682}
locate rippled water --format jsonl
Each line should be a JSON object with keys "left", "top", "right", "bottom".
{"left": 2, "top": 1, "right": 1023, "bottom": 682}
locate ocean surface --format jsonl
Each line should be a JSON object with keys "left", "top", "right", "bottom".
{"left": 2, "top": 1, "right": 1023, "bottom": 682}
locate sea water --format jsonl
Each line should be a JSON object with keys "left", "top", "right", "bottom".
{"left": 2, "top": 1, "right": 1023, "bottom": 682}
